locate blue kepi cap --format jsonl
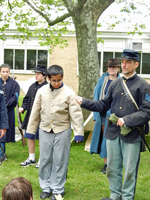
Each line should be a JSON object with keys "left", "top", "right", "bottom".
{"left": 33, "top": 64, "right": 47, "bottom": 76}
{"left": 121, "top": 49, "right": 139, "bottom": 62}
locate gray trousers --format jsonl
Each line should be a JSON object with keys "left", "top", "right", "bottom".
{"left": 106, "top": 136, "right": 141, "bottom": 200}
{"left": 39, "top": 128, "right": 71, "bottom": 194}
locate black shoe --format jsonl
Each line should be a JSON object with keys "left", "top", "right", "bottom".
{"left": 3, "top": 154, "right": 7, "bottom": 161}
{"left": 40, "top": 191, "right": 51, "bottom": 199}
{"left": 101, "top": 164, "right": 107, "bottom": 174}
{"left": 20, "top": 158, "right": 36, "bottom": 167}
{"left": 0, "top": 157, "right": 4, "bottom": 167}
{"left": 50, "top": 192, "right": 64, "bottom": 200}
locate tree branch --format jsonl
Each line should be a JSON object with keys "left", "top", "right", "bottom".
{"left": 23, "top": 0, "right": 71, "bottom": 26}
{"left": 96, "top": 0, "right": 115, "bottom": 18}
{"left": 77, "top": 0, "right": 85, "bottom": 9}
{"left": 8, "top": 0, "right": 12, "bottom": 11}
{"left": 97, "top": 0, "right": 115, "bottom": 9}
{"left": 63, "top": 0, "right": 76, "bottom": 14}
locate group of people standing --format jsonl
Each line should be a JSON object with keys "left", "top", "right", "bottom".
{"left": 0, "top": 64, "right": 84, "bottom": 200}
{"left": 0, "top": 64, "right": 47, "bottom": 169}
{"left": 0, "top": 48, "right": 150, "bottom": 200}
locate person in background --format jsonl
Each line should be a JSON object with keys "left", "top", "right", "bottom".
{"left": 26, "top": 65, "right": 84, "bottom": 200}
{"left": 2, "top": 177, "right": 33, "bottom": 200}
{"left": 19, "top": 65, "right": 48, "bottom": 168}
{"left": 75, "top": 49, "right": 150, "bottom": 200}
{"left": 0, "top": 64, "right": 20, "bottom": 162}
{"left": 0, "top": 84, "right": 9, "bottom": 166}
{"left": 90, "top": 58, "right": 120, "bottom": 174}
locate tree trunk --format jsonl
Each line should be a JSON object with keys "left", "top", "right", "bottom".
{"left": 73, "top": 11, "right": 99, "bottom": 119}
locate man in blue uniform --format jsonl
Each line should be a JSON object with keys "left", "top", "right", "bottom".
{"left": 0, "top": 85, "right": 9, "bottom": 166}
{"left": 0, "top": 64, "right": 20, "bottom": 161}
{"left": 75, "top": 49, "right": 150, "bottom": 200}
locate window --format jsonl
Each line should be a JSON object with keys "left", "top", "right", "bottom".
{"left": 103, "top": 52, "right": 113, "bottom": 72}
{"left": 4, "top": 49, "right": 48, "bottom": 71}
{"left": 4, "top": 49, "right": 24, "bottom": 70}
{"left": 97, "top": 52, "right": 101, "bottom": 69}
{"left": 27, "top": 50, "right": 36, "bottom": 70}
{"left": 98, "top": 51, "right": 149, "bottom": 75}
{"left": 115, "top": 52, "right": 121, "bottom": 59}
{"left": 38, "top": 50, "right": 48, "bottom": 66}
{"left": 4, "top": 49, "right": 13, "bottom": 68}
{"left": 142, "top": 53, "right": 150, "bottom": 74}
{"left": 15, "top": 50, "right": 24, "bottom": 70}
{"left": 136, "top": 53, "right": 141, "bottom": 74}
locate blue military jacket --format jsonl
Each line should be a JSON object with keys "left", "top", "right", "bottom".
{"left": 0, "top": 76, "right": 20, "bottom": 112}
{"left": 82, "top": 73, "right": 150, "bottom": 143}
{"left": 0, "top": 76, "right": 20, "bottom": 142}
{"left": 0, "top": 85, "right": 9, "bottom": 130}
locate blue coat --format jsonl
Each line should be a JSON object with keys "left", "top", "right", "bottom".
{"left": 0, "top": 77, "right": 20, "bottom": 142}
{"left": 90, "top": 73, "right": 120, "bottom": 158}
{"left": 0, "top": 86, "right": 9, "bottom": 130}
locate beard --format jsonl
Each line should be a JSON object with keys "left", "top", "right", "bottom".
{"left": 122, "top": 68, "right": 135, "bottom": 75}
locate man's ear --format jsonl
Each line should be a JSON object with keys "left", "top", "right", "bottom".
{"left": 135, "top": 62, "right": 139, "bottom": 69}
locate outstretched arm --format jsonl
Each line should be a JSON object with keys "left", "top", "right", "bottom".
{"left": 75, "top": 95, "right": 111, "bottom": 113}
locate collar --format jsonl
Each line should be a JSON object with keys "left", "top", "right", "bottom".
{"left": 36, "top": 80, "right": 47, "bottom": 86}
{"left": 49, "top": 83, "right": 64, "bottom": 91}
{"left": 123, "top": 72, "right": 137, "bottom": 80}
{"left": 0, "top": 76, "right": 11, "bottom": 84}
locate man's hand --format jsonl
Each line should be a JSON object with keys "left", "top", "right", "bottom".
{"left": 0, "top": 129, "right": 7, "bottom": 139}
{"left": 75, "top": 96, "right": 82, "bottom": 105}
{"left": 18, "top": 107, "right": 24, "bottom": 113}
{"left": 117, "top": 118, "right": 125, "bottom": 127}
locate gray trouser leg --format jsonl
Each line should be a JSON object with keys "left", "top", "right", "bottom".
{"left": 106, "top": 137, "right": 122, "bottom": 200}
{"left": 39, "top": 128, "right": 71, "bottom": 194}
{"left": 122, "top": 140, "right": 140, "bottom": 200}
{"left": 107, "top": 137, "right": 140, "bottom": 200}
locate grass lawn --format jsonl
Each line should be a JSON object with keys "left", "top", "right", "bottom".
{"left": 0, "top": 96, "right": 150, "bottom": 200}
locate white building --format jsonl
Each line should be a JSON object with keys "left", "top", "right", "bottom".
{"left": 0, "top": 27, "right": 150, "bottom": 94}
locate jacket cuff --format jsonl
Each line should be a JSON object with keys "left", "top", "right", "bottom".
{"left": 93, "top": 112, "right": 97, "bottom": 121}
{"left": 81, "top": 98, "right": 86, "bottom": 107}
{"left": 74, "top": 135, "right": 84, "bottom": 142}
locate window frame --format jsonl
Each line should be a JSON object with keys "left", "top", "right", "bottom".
{"left": 97, "top": 51, "right": 150, "bottom": 78}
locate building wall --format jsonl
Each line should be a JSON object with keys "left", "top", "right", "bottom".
{"left": 49, "top": 37, "right": 79, "bottom": 94}
{"left": 2, "top": 31, "right": 150, "bottom": 97}
{"left": 10, "top": 37, "right": 79, "bottom": 96}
